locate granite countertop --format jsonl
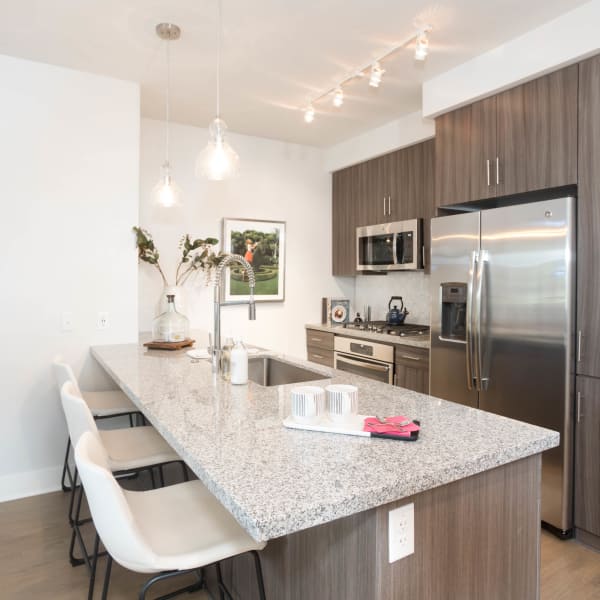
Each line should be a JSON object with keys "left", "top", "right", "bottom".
{"left": 306, "top": 323, "right": 431, "bottom": 349}
{"left": 91, "top": 344, "right": 558, "bottom": 543}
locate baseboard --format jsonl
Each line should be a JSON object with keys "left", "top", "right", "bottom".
{"left": 0, "top": 465, "right": 62, "bottom": 503}
{"left": 576, "top": 528, "right": 600, "bottom": 553}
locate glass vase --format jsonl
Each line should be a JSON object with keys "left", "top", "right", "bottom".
{"left": 152, "top": 294, "right": 190, "bottom": 342}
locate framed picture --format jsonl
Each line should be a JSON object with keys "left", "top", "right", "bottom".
{"left": 222, "top": 218, "right": 286, "bottom": 302}
{"left": 329, "top": 298, "right": 350, "bottom": 326}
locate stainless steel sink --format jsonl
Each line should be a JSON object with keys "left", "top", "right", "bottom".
{"left": 248, "top": 357, "right": 327, "bottom": 387}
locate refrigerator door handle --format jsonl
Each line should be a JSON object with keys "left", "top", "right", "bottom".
{"left": 475, "top": 250, "right": 489, "bottom": 391}
{"left": 466, "top": 251, "right": 478, "bottom": 390}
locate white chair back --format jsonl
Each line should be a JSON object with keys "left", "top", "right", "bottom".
{"left": 60, "top": 381, "right": 99, "bottom": 448}
{"left": 53, "top": 358, "right": 82, "bottom": 396}
{"left": 74, "top": 432, "right": 158, "bottom": 572}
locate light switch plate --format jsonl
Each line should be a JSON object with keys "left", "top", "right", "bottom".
{"left": 388, "top": 502, "right": 414, "bottom": 563}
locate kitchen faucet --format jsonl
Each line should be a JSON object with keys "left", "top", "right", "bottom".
{"left": 211, "top": 254, "right": 256, "bottom": 372}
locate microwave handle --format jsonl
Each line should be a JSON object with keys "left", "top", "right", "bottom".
{"left": 393, "top": 232, "right": 401, "bottom": 265}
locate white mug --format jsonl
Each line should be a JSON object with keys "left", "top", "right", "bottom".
{"left": 291, "top": 386, "right": 324, "bottom": 423}
{"left": 326, "top": 384, "right": 358, "bottom": 423}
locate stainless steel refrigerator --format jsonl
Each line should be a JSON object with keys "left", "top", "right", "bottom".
{"left": 429, "top": 196, "right": 575, "bottom": 535}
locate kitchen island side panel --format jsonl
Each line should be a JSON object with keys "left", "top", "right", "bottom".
{"left": 216, "top": 454, "right": 541, "bottom": 600}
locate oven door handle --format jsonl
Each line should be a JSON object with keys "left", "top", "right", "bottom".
{"left": 335, "top": 352, "right": 391, "bottom": 373}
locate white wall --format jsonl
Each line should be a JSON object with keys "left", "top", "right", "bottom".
{"left": 324, "top": 111, "right": 435, "bottom": 172}
{"left": 139, "top": 118, "right": 353, "bottom": 359}
{"left": 423, "top": 0, "right": 600, "bottom": 117}
{"left": 0, "top": 55, "right": 140, "bottom": 501}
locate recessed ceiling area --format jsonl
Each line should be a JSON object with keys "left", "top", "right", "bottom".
{"left": 0, "top": 0, "right": 589, "bottom": 147}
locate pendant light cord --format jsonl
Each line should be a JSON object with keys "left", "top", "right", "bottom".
{"left": 216, "top": 0, "right": 221, "bottom": 118}
{"left": 166, "top": 36, "right": 171, "bottom": 164}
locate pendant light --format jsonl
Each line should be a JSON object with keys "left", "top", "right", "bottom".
{"left": 153, "top": 23, "right": 182, "bottom": 207}
{"left": 195, "top": 0, "right": 240, "bottom": 181}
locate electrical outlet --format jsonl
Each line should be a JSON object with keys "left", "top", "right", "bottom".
{"left": 61, "top": 312, "right": 74, "bottom": 332}
{"left": 388, "top": 502, "right": 414, "bottom": 563}
{"left": 97, "top": 312, "right": 109, "bottom": 330}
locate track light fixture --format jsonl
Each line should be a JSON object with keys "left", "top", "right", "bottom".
{"left": 304, "top": 105, "right": 315, "bottom": 123}
{"left": 414, "top": 30, "right": 429, "bottom": 61}
{"left": 301, "top": 24, "right": 433, "bottom": 123}
{"left": 368, "top": 62, "right": 385, "bottom": 88}
{"left": 333, "top": 88, "right": 344, "bottom": 107}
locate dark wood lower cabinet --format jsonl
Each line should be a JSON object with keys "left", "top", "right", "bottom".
{"left": 306, "top": 328, "right": 334, "bottom": 368}
{"left": 395, "top": 345, "right": 429, "bottom": 394}
{"left": 575, "top": 375, "right": 600, "bottom": 538}
{"left": 211, "top": 455, "right": 541, "bottom": 600}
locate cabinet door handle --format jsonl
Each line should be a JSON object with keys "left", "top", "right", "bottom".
{"left": 486, "top": 159, "right": 491, "bottom": 186}
{"left": 496, "top": 157, "right": 500, "bottom": 185}
{"left": 577, "top": 391, "right": 583, "bottom": 423}
{"left": 312, "top": 353, "right": 324, "bottom": 360}
{"left": 383, "top": 197, "right": 387, "bottom": 216}
{"left": 577, "top": 330, "right": 582, "bottom": 362}
{"left": 388, "top": 196, "right": 391, "bottom": 216}
{"left": 400, "top": 354, "right": 421, "bottom": 361}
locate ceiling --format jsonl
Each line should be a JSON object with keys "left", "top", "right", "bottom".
{"left": 0, "top": 0, "right": 589, "bottom": 147}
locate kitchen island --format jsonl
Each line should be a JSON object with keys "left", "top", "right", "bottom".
{"left": 91, "top": 343, "right": 558, "bottom": 600}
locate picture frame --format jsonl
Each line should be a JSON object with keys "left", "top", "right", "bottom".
{"left": 329, "top": 298, "right": 350, "bottom": 326}
{"left": 222, "top": 218, "right": 286, "bottom": 302}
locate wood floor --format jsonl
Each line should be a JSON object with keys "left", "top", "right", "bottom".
{"left": 0, "top": 486, "right": 598, "bottom": 599}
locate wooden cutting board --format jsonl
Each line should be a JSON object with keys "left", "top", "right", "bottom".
{"left": 143, "top": 338, "right": 195, "bottom": 351}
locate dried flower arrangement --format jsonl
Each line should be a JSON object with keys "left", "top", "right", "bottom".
{"left": 133, "top": 226, "right": 224, "bottom": 286}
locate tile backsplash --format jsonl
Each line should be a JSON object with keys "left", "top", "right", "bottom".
{"left": 353, "top": 271, "right": 432, "bottom": 325}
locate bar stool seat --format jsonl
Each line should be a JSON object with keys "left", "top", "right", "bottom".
{"left": 99, "top": 427, "right": 179, "bottom": 472}
{"left": 125, "top": 480, "right": 261, "bottom": 572}
{"left": 82, "top": 390, "right": 137, "bottom": 418}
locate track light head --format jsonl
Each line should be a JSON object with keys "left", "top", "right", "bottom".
{"left": 415, "top": 31, "right": 429, "bottom": 61}
{"left": 369, "top": 62, "right": 384, "bottom": 88}
{"left": 304, "top": 105, "right": 315, "bottom": 123}
{"left": 333, "top": 88, "right": 344, "bottom": 107}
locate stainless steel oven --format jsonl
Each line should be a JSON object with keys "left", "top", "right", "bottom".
{"left": 356, "top": 219, "right": 423, "bottom": 272}
{"left": 334, "top": 337, "right": 394, "bottom": 384}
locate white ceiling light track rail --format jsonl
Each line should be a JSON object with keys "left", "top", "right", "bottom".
{"left": 303, "top": 25, "right": 432, "bottom": 123}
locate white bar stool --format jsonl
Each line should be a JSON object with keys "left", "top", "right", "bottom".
{"left": 53, "top": 358, "right": 142, "bottom": 492}
{"left": 61, "top": 381, "right": 187, "bottom": 570}
{"left": 75, "top": 431, "right": 267, "bottom": 600}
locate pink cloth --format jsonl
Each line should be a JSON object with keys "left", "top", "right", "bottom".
{"left": 363, "top": 416, "right": 420, "bottom": 438}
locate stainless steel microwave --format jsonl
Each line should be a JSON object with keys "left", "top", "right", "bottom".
{"left": 356, "top": 219, "right": 423, "bottom": 271}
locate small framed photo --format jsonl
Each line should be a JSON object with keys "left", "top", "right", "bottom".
{"left": 329, "top": 298, "right": 350, "bottom": 325}
{"left": 222, "top": 218, "right": 286, "bottom": 302}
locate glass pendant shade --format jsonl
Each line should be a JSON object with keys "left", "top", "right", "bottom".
{"left": 195, "top": 117, "right": 239, "bottom": 181}
{"left": 153, "top": 162, "right": 182, "bottom": 207}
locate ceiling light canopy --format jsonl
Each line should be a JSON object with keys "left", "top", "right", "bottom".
{"left": 196, "top": 0, "right": 239, "bottom": 181}
{"left": 153, "top": 23, "right": 182, "bottom": 208}
{"left": 301, "top": 24, "right": 433, "bottom": 123}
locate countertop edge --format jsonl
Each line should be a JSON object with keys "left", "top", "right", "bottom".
{"left": 305, "top": 323, "right": 431, "bottom": 349}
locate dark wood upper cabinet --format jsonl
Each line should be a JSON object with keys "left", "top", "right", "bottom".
{"left": 332, "top": 165, "right": 359, "bottom": 277}
{"left": 496, "top": 64, "right": 578, "bottom": 196}
{"left": 331, "top": 139, "right": 435, "bottom": 276}
{"left": 435, "top": 64, "right": 578, "bottom": 206}
{"left": 469, "top": 96, "right": 497, "bottom": 201}
{"left": 434, "top": 104, "right": 472, "bottom": 206}
{"left": 577, "top": 55, "right": 600, "bottom": 377}
{"left": 575, "top": 376, "right": 600, "bottom": 537}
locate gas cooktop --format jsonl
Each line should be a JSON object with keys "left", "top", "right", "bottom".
{"left": 343, "top": 321, "right": 430, "bottom": 337}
